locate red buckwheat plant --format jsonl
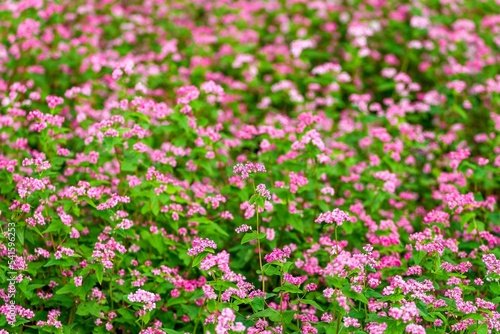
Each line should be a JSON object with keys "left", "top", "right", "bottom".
{"left": 0, "top": 0, "right": 500, "bottom": 333}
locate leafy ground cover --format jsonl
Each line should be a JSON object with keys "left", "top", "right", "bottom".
{"left": 1, "top": 0, "right": 500, "bottom": 333}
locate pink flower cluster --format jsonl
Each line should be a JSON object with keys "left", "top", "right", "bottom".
{"left": 46, "top": 95, "right": 64, "bottom": 108}
{"left": 187, "top": 237, "right": 217, "bottom": 256}
{"left": 215, "top": 308, "right": 245, "bottom": 334}
{"left": 264, "top": 246, "right": 292, "bottom": 263}
{"left": 233, "top": 162, "right": 266, "bottom": 179}
{"left": 127, "top": 289, "right": 161, "bottom": 311}
{"left": 315, "top": 208, "right": 350, "bottom": 226}
{"left": 256, "top": 183, "right": 271, "bottom": 200}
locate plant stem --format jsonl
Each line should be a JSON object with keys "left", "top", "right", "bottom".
{"left": 256, "top": 204, "right": 265, "bottom": 293}
{"left": 335, "top": 309, "right": 342, "bottom": 334}
{"left": 68, "top": 305, "right": 76, "bottom": 325}
{"left": 280, "top": 270, "right": 285, "bottom": 334}
{"left": 334, "top": 226, "right": 339, "bottom": 255}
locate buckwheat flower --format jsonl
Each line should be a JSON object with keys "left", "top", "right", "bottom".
{"left": 202, "top": 284, "right": 217, "bottom": 299}
{"left": 187, "top": 237, "right": 217, "bottom": 256}
{"left": 69, "top": 227, "right": 80, "bottom": 239}
{"left": 256, "top": 183, "right": 271, "bottom": 200}
{"left": 289, "top": 172, "right": 309, "bottom": 194}
{"left": 46, "top": 95, "right": 64, "bottom": 109}
{"left": 315, "top": 208, "right": 350, "bottom": 226}
{"left": 17, "top": 18, "right": 40, "bottom": 38}
{"left": 9, "top": 256, "right": 27, "bottom": 271}
{"left": 35, "top": 248, "right": 50, "bottom": 258}
{"left": 434, "top": 319, "right": 443, "bottom": 327}
{"left": 290, "top": 39, "right": 315, "bottom": 58}
{"left": 321, "top": 313, "right": 333, "bottom": 323}
{"left": 320, "top": 186, "right": 335, "bottom": 196}
{"left": 235, "top": 224, "right": 252, "bottom": 233}
{"left": 265, "top": 228, "right": 275, "bottom": 241}
{"left": 478, "top": 157, "right": 489, "bottom": 165}
{"left": 344, "top": 317, "right": 360, "bottom": 328}
{"left": 423, "top": 209, "right": 450, "bottom": 226}
{"left": 264, "top": 246, "right": 291, "bottom": 263}
{"left": 233, "top": 162, "right": 266, "bottom": 179}
{"left": 405, "top": 324, "right": 426, "bottom": 334}
{"left": 20, "top": 203, "right": 30, "bottom": 213}
{"left": 323, "top": 288, "right": 335, "bottom": 299}
{"left": 96, "top": 193, "right": 130, "bottom": 210}
{"left": 116, "top": 219, "right": 134, "bottom": 230}
{"left": 74, "top": 276, "right": 83, "bottom": 287}
{"left": 17, "top": 177, "right": 47, "bottom": 198}
{"left": 176, "top": 85, "right": 200, "bottom": 104}
{"left": 215, "top": 308, "right": 245, "bottom": 333}
{"left": 36, "top": 309, "right": 62, "bottom": 329}
{"left": 127, "top": 289, "right": 161, "bottom": 312}
{"left": 301, "top": 322, "right": 317, "bottom": 334}
{"left": 410, "top": 16, "right": 430, "bottom": 29}
{"left": 483, "top": 254, "right": 500, "bottom": 275}
{"left": 219, "top": 211, "right": 234, "bottom": 220}
{"left": 366, "top": 322, "right": 388, "bottom": 334}
{"left": 22, "top": 158, "right": 51, "bottom": 171}
{"left": 451, "top": 319, "right": 475, "bottom": 332}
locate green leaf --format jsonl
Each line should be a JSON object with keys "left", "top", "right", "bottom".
{"left": 488, "top": 283, "right": 500, "bottom": 294}
{"left": 166, "top": 297, "right": 186, "bottom": 307}
{"left": 477, "top": 324, "right": 488, "bottom": 334}
{"left": 290, "top": 215, "right": 304, "bottom": 233}
{"left": 96, "top": 265, "right": 103, "bottom": 285}
{"left": 365, "top": 289, "right": 383, "bottom": 299}
{"left": 249, "top": 194, "right": 258, "bottom": 205}
{"left": 207, "top": 299, "right": 216, "bottom": 312}
{"left": 84, "top": 198, "right": 97, "bottom": 209}
{"left": 251, "top": 308, "right": 281, "bottom": 322}
{"left": 325, "top": 276, "right": 344, "bottom": 289}
{"left": 282, "top": 310, "right": 295, "bottom": 324}
{"left": 192, "top": 252, "right": 211, "bottom": 268}
{"left": 151, "top": 196, "right": 160, "bottom": 216}
{"left": 251, "top": 297, "right": 265, "bottom": 312}
{"left": 460, "top": 212, "right": 476, "bottom": 228}
{"left": 42, "top": 220, "right": 64, "bottom": 234}
{"left": 56, "top": 284, "right": 75, "bottom": 295}
{"left": 274, "top": 283, "right": 303, "bottom": 294}
{"left": 150, "top": 234, "right": 165, "bottom": 254}
{"left": 164, "top": 330, "right": 184, "bottom": 334}
{"left": 241, "top": 231, "right": 266, "bottom": 244}
{"left": 299, "top": 299, "right": 324, "bottom": 311}
{"left": 342, "top": 287, "right": 368, "bottom": 304}
{"left": 195, "top": 217, "right": 229, "bottom": 237}
{"left": 416, "top": 301, "right": 432, "bottom": 321}
{"left": 17, "top": 226, "right": 25, "bottom": 245}
{"left": 412, "top": 250, "right": 426, "bottom": 265}
{"left": 43, "top": 258, "right": 76, "bottom": 267}
{"left": 256, "top": 196, "right": 265, "bottom": 208}
{"left": 348, "top": 309, "right": 366, "bottom": 319}
{"left": 76, "top": 301, "right": 101, "bottom": 318}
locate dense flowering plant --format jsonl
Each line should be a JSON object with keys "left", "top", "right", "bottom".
{"left": 0, "top": 0, "right": 500, "bottom": 333}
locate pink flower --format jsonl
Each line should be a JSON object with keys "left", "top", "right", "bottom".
{"left": 256, "top": 183, "right": 271, "bottom": 200}
{"left": 187, "top": 237, "right": 217, "bottom": 256}
{"left": 315, "top": 208, "right": 350, "bottom": 226}
{"left": 344, "top": 317, "right": 360, "bottom": 328}
{"left": 46, "top": 95, "right": 64, "bottom": 109}
{"left": 74, "top": 276, "right": 83, "bottom": 287}
{"left": 176, "top": 85, "right": 200, "bottom": 104}
{"left": 233, "top": 162, "right": 266, "bottom": 179}
{"left": 264, "top": 246, "right": 291, "bottom": 263}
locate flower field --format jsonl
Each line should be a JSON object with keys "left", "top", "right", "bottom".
{"left": 1, "top": 0, "right": 500, "bottom": 333}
